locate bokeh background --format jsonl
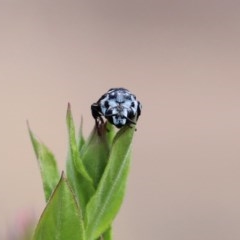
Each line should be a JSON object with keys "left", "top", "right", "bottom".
{"left": 1, "top": 1, "right": 240, "bottom": 239}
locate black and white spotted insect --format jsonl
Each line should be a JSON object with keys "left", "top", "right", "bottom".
{"left": 91, "top": 88, "right": 142, "bottom": 129}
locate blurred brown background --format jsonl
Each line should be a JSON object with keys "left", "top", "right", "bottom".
{"left": 1, "top": 0, "right": 240, "bottom": 239}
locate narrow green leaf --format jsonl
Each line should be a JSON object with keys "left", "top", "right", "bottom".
{"left": 102, "top": 227, "right": 113, "bottom": 240}
{"left": 33, "top": 173, "right": 85, "bottom": 240}
{"left": 66, "top": 104, "right": 93, "bottom": 183}
{"left": 66, "top": 154, "right": 95, "bottom": 217}
{"left": 105, "top": 122, "right": 115, "bottom": 148}
{"left": 28, "top": 123, "right": 60, "bottom": 202}
{"left": 66, "top": 104, "right": 95, "bottom": 214}
{"left": 85, "top": 126, "right": 135, "bottom": 240}
{"left": 78, "top": 116, "right": 85, "bottom": 153}
{"left": 81, "top": 122, "right": 115, "bottom": 188}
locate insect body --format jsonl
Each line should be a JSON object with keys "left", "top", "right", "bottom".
{"left": 91, "top": 88, "right": 142, "bottom": 128}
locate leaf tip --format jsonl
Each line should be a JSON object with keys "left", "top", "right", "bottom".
{"left": 67, "top": 102, "right": 71, "bottom": 114}
{"left": 61, "top": 171, "right": 65, "bottom": 179}
{"left": 26, "top": 120, "right": 31, "bottom": 134}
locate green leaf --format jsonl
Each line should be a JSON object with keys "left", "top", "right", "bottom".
{"left": 33, "top": 173, "right": 85, "bottom": 240}
{"left": 66, "top": 154, "right": 95, "bottom": 217}
{"left": 66, "top": 104, "right": 95, "bottom": 214}
{"left": 102, "top": 227, "right": 113, "bottom": 240}
{"left": 78, "top": 116, "right": 85, "bottom": 153}
{"left": 28, "top": 123, "right": 60, "bottom": 202}
{"left": 85, "top": 126, "right": 135, "bottom": 240}
{"left": 81, "top": 122, "right": 115, "bottom": 188}
{"left": 66, "top": 104, "right": 93, "bottom": 183}
{"left": 104, "top": 122, "right": 115, "bottom": 148}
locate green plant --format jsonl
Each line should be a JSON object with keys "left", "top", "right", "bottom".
{"left": 28, "top": 104, "right": 136, "bottom": 240}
